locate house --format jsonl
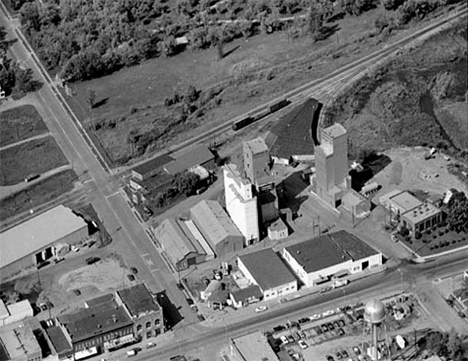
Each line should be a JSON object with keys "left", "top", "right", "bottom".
{"left": 282, "top": 230, "right": 383, "bottom": 288}
{"left": 190, "top": 200, "right": 244, "bottom": 257}
{"left": 153, "top": 218, "right": 214, "bottom": 271}
{"left": 237, "top": 248, "right": 297, "bottom": 301}
{"left": 229, "top": 285, "right": 263, "bottom": 309}
{"left": 116, "top": 284, "right": 164, "bottom": 341}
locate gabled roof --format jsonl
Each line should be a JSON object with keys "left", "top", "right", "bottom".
{"left": 265, "top": 97, "right": 321, "bottom": 159}
{"left": 0, "top": 205, "right": 87, "bottom": 269}
{"left": 153, "top": 218, "right": 206, "bottom": 264}
{"left": 238, "top": 248, "right": 296, "bottom": 291}
{"left": 164, "top": 145, "right": 214, "bottom": 175}
{"left": 190, "top": 200, "right": 242, "bottom": 247}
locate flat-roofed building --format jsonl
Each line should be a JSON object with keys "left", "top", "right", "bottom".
{"left": 164, "top": 145, "right": 214, "bottom": 175}
{"left": 190, "top": 200, "right": 244, "bottom": 257}
{"left": 230, "top": 331, "right": 280, "bottom": 361}
{"left": 237, "top": 248, "right": 297, "bottom": 301}
{"left": 229, "top": 285, "right": 263, "bottom": 309}
{"left": 401, "top": 202, "right": 442, "bottom": 234}
{"left": 45, "top": 326, "right": 73, "bottom": 360}
{"left": 116, "top": 284, "right": 164, "bottom": 341}
{"left": 379, "top": 190, "right": 422, "bottom": 215}
{"left": 0, "top": 300, "right": 33, "bottom": 326}
{"left": 0, "top": 205, "right": 88, "bottom": 279}
{"left": 0, "top": 321, "right": 42, "bottom": 361}
{"left": 282, "top": 230, "right": 383, "bottom": 288}
{"left": 57, "top": 299, "right": 134, "bottom": 359}
{"left": 153, "top": 218, "right": 214, "bottom": 271}
{"left": 224, "top": 164, "right": 259, "bottom": 245}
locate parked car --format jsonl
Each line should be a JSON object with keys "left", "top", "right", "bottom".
{"left": 73, "top": 289, "right": 81, "bottom": 296}
{"left": 338, "top": 319, "right": 345, "bottom": 327}
{"left": 71, "top": 245, "right": 79, "bottom": 252}
{"left": 86, "top": 257, "right": 100, "bottom": 265}
{"left": 327, "top": 322, "right": 335, "bottom": 330}
{"left": 298, "top": 317, "right": 310, "bottom": 324}
{"left": 310, "top": 314, "right": 322, "bottom": 320}
{"left": 146, "top": 342, "right": 156, "bottom": 349}
{"left": 54, "top": 257, "right": 65, "bottom": 264}
{"left": 255, "top": 306, "right": 268, "bottom": 313}
{"left": 325, "top": 356, "right": 335, "bottom": 361}
{"left": 130, "top": 267, "right": 138, "bottom": 274}
{"left": 298, "top": 340, "right": 308, "bottom": 349}
{"left": 299, "top": 331, "right": 306, "bottom": 339}
{"left": 353, "top": 346, "right": 361, "bottom": 355}
{"left": 337, "top": 328, "right": 345, "bottom": 336}
{"left": 127, "top": 274, "right": 135, "bottom": 281}
{"left": 322, "top": 309, "right": 335, "bottom": 317}
{"left": 341, "top": 350, "right": 349, "bottom": 358}
{"left": 273, "top": 325, "right": 286, "bottom": 333}
{"left": 280, "top": 335, "right": 289, "bottom": 345}
{"left": 321, "top": 324, "right": 329, "bottom": 332}
{"left": 287, "top": 335, "right": 295, "bottom": 344}
{"left": 126, "top": 349, "right": 137, "bottom": 357}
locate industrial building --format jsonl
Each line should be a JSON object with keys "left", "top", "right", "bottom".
{"left": 0, "top": 205, "right": 89, "bottom": 279}
{"left": 0, "top": 321, "right": 42, "bottom": 361}
{"left": 190, "top": 200, "right": 244, "bottom": 257}
{"left": 163, "top": 145, "right": 214, "bottom": 175}
{"left": 45, "top": 326, "right": 73, "bottom": 360}
{"left": 0, "top": 300, "right": 33, "bottom": 327}
{"left": 313, "top": 123, "right": 351, "bottom": 208}
{"left": 243, "top": 138, "right": 279, "bottom": 224}
{"left": 379, "top": 190, "right": 443, "bottom": 234}
{"left": 153, "top": 218, "right": 214, "bottom": 271}
{"left": 282, "top": 230, "right": 383, "bottom": 288}
{"left": 224, "top": 164, "right": 259, "bottom": 245}
{"left": 57, "top": 297, "right": 134, "bottom": 359}
{"left": 265, "top": 97, "right": 322, "bottom": 163}
{"left": 131, "top": 154, "right": 174, "bottom": 181}
{"left": 230, "top": 331, "right": 280, "bottom": 361}
{"left": 237, "top": 248, "right": 297, "bottom": 301}
{"left": 229, "top": 285, "right": 263, "bottom": 309}
{"left": 116, "top": 284, "right": 164, "bottom": 341}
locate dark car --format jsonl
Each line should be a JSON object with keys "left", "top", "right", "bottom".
{"left": 338, "top": 319, "right": 345, "bottom": 327}
{"left": 86, "top": 257, "right": 100, "bottom": 265}
{"left": 127, "top": 274, "right": 135, "bottom": 281}
{"left": 333, "top": 321, "right": 341, "bottom": 328}
{"left": 327, "top": 322, "right": 335, "bottom": 330}
{"left": 337, "top": 328, "right": 345, "bottom": 336}
{"left": 315, "top": 326, "right": 323, "bottom": 335}
{"left": 74, "top": 289, "right": 81, "bottom": 296}
{"left": 298, "top": 317, "right": 310, "bottom": 324}
{"left": 273, "top": 325, "right": 286, "bottom": 333}
{"left": 197, "top": 314, "right": 205, "bottom": 321}
{"left": 130, "top": 267, "right": 138, "bottom": 274}
{"left": 321, "top": 324, "right": 329, "bottom": 332}
{"left": 287, "top": 335, "right": 295, "bottom": 344}
{"left": 326, "top": 356, "right": 334, "bottom": 361}
{"left": 341, "top": 350, "right": 348, "bottom": 358}
{"left": 335, "top": 351, "right": 343, "bottom": 360}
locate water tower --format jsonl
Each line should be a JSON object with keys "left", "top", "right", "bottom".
{"left": 364, "top": 299, "right": 388, "bottom": 361}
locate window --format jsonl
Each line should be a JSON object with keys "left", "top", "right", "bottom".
{"left": 155, "top": 319, "right": 160, "bottom": 326}
{"left": 145, "top": 321, "right": 151, "bottom": 328}
{"left": 146, "top": 331, "right": 152, "bottom": 338}
{"left": 136, "top": 324, "right": 142, "bottom": 332}
{"left": 154, "top": 329, "right": 161, "bottom": 336}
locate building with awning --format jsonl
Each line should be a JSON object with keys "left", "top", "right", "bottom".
{"left": 282, "top": 230, "right": 383, "bottom": 288}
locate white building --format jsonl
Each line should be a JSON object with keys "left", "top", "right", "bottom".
{"left": 282, "top": 230, "right": 383, "bottom": 288}
{"left": 0, "top": 300, "right": 34, "bottom": 326}
{"left": 237, "top": 248, "right": 297, "bottom": 301}
{"left": 224, "top": 164, "right": 259, "bottom": 245}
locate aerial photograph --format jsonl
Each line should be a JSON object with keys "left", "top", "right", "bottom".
{"left": 1, "top": 0, "right": 467, "bottom": 361}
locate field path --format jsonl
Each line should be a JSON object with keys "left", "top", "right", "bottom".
{"left": 0, "top": 132, "right": 50, "bottom": 151}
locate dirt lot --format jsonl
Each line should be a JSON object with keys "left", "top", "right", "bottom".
{"left": 0, "top": 135, "right": 69, "bottom": 186}
{"left": 0, "top": 105, "right": 48, "bottom": 147}
{"left": 371, "top": 147, "right": 468, "bottom": 198}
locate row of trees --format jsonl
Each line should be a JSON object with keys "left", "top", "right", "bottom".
{"left": 0, "top": 26, "right": 41, "bottom": 95}
{"left": 152, "top": 171, "right": 202, "bottom": 208}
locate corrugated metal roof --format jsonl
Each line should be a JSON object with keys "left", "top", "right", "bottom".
{"left": 132, "top": 153, "right": 174, "bottom": 176}
{"left": 190, "top": 200, "right": 242, "bottom": 247}
{"left": 238, "top": 248, "right": 296, "bottom": 291}
{"left": 164, "top": 145, "right": 214, "bottom": 175}
{"left": 0, "top": 205, "right": 87, "bottom": 269}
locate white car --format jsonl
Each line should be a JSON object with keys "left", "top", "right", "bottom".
{"left": 280, "top": 335, "right": 289, "bottom": 345}
{"left": 255, "top": 306, "right": 268, "bottom": 313}
{"left": 309, "top": 314, "right": 321, "bottom": 320}
{"left": 322, "top": 309, "right": 335, "bottom": 317}
{"left": 298, "top": 340, "right": 308, "bottom": 349}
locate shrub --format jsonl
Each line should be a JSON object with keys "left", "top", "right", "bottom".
{"left": 415, "top": 231, "right": 422, "bottom": 240}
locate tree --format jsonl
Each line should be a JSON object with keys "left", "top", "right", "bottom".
{"left": 185, "top": 85, "right": 199, "bottom": 103}
{"left": 382, "top": 0, "right": 405, "bottom": 11}
{"left": 172, "top": 171, "right": 200, "bottom": 196}
{"left": 14, "top": 67, "right": 40, "bottom": 93}
{"left": 446, "top": 189, "right": 468, "bottom": 233}
{"left": 19, "top": 2, "right": 41, "bottom": 34}
{"left": 86, "top": 89, "right": 96, "bottom": 110}
{"left": 307, "top": 3, "right": 323, "bottom": 41}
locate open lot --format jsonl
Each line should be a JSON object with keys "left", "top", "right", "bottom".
{"left": 0, "top": 105, "right": 48, "bottom": 147}
{"left": 0, "top": 135, "right": 68, "bottom": 186}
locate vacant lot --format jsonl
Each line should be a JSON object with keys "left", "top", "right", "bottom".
{"left": 65, "top": 6, "right": 427, "bottom": 165}
{"left": 0, "top": 136, "right": 68, "bottom": 186}
{"left": 0, "top": 105, "right": 48, "bottom": 147}
{"left": 0, "top": 169, "right": 77, "bottom": 222}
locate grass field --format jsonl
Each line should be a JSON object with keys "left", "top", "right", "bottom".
{"left": 0, "top": 169, "right": 77, "bottom": 221}
{"left": 0, "top": 136, "right": 68, "bottom": 186}
{"left": 65, "top": 6, "right": 405, "bottom": 165}
{"left": 0, "top": 105, "right": 48, "bottom": 148}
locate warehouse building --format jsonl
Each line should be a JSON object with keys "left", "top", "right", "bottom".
{"left": 0, "top": 205, "right": 89, "bottom": 279}
{"left": 116, "top": 284, "right": 164, "bottom": 341}
{"left": 0, "top": 321, "right": 42, "bottom": 361}
{"left": 237, "top": 248, "right": 297, "bottom": 301}
{"left": 57, "top": 298, "right": 134, "bottom": 359}
{"left": 190, "top": 200, "right": 244, "bottom": 257}
{"left": 131, "top": 154, "right": 174, "bottom": 181}
{"left": 282, "top": 230, "right": 383, "bottom": 288}
{"left": 230, "top": 331, "right": 280, "bottom": 361}
{"left": 163, "top": 145, "right": 214, "bottom": 175}
{"left": 153, "top": 218, "right": 214, "bottom": 271}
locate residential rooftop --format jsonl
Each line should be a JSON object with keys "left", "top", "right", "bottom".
{"left": 117, "top": 284, "right": 160, "bottom": 318}
{"left": 238, "top": 248, "right": 296, "bottom": 291}
{"left": 58, "top": 301, "right": 132, "bottom": 343}
{"left": 0, "top": 205, "right": 87, "bottom": 269}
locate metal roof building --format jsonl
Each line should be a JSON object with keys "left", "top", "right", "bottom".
{"left": 164, "top": 145, "right": 214, "bottom": 175}
{"left": 190, "top": 200, "right": 244, "bottom": 257}
{"left": 237, "top": 248, "right": 297, "bottom": 301}
{"left": 0, "top": 205, "right": 88, "bottom": 278}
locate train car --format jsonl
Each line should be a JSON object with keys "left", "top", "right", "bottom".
{"left": 269, "top": 98, "right": 290, "bottom": 113}
{"left": 232, "top": 116, "right": 254, "bottom": 131}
